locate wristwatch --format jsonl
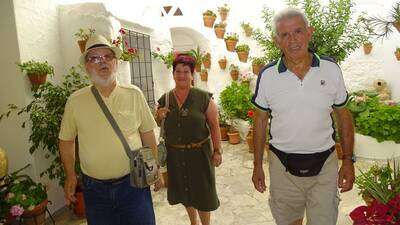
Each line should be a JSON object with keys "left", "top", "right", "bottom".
{"left": 342, "top": 154, "right": 356, "bottom": 163}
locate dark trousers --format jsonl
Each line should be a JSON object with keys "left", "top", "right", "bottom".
{"left": 82, "top": 174, "right": 156, "bottom": 225}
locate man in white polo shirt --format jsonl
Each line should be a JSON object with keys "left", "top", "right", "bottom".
{"left": 251, "top": 8, "right": 355, "bottom": 225}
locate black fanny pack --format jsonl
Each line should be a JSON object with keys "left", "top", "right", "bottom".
{"left": 269, "top": 144, "right": 335, "bottom": 177}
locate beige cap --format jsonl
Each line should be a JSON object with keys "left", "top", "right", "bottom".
{"left": 79, "top": 34, "right": 121, "bottom": 65}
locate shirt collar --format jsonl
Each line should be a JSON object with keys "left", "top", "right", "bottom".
{"left": 277, "top": 52, "right": 320, "bottom": 74}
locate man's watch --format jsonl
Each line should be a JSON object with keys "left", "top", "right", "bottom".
{"left": 342, "top": 155, "right": 356, "bottom": 163}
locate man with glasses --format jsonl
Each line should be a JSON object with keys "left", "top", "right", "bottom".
{"left": 58, "top": 34, "right": 161, "bottom": 225}
{"left": 251, "top": 8, "right": 355, "bottom": 225}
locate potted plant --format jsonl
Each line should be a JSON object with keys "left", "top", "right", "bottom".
{"left": 395, "top": 47, "right": 400, "bottom": 61}
{"left": 202, "top": 10, "right": 217, "bottom": 28}
{"left": 200, "top": 69, "right": 208, "bottom": 81}
{"left": 229, "top": 64, "right": 239, "bottom": 81}
{"left": 224, "top": 33, "right": 239, "bottom": 52}
{"left": 350, "top": 195, "right": 400, "bottom": 224}
{"left": 241, "top": 22, "right": 253, "bottom": 37}
{"left": 111, "top": 28, "right": 139, "bottom": 62}
{"left": 188, "top": 47, "right": 202, "bottom": 72}
{"left": 251, "top": 57, "right": 266, "bottom": 75}
{"left": 2, "top": 164, "right": 48, "bottom": 225}
{"left": 202, "top": 52, "right": 211, "bottom": 69}
{"left": 217, "top": 4, "right": 230, "bottom": 21}
{"left": 151, "top": 48, "right": 176, "bottom": 69}
{"left": 214, "top": 22, "right": 226, "bottom": 39}
{"left": 17, "top": 60, "right": 54, "bottom": 88}
{"left": 235, "top": 43, "right": 250, "bottom": 62}
{"left": 218, "top": 57, "right": 227, "bottom": 69}
{"left": 74, "top": 28, "right": 96, "bottom": 53}
{"left": 218, "top": 109, "right": 230, "bottom": 141}
{"left": 363, "top": 41, "right": 373, "bottom": 55}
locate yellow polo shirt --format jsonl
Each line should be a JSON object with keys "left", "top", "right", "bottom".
{"left": 59, "top": 84, "right": 157, "bottom": 179}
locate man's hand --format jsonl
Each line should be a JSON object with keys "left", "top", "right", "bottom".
{"left": 212, "top": 151, "right": 222, "bottom": 167}
{"left": 252, "top": 164, "right": 266, "bottom": 193}
{"left": 338, "top": 160, "right": 355, "bottom": 193}
{"left": 64, "top": 175, "right": 77, "bottom": 205}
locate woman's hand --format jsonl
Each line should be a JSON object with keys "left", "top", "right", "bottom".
{"left": 212, "top": 151, "right": 222, "bottom": 167}
{"left": 153, "top": 173, "right": 163, "bottom": 192}
{"left": 156, "top": 107, "right": 170, "bottom": 122}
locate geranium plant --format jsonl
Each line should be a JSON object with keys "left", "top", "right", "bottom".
{"left": 214, "top": 22, "right": 226, "bottom": 28}
{"left": 247, "top": 110, "right": 255, "bottom": 126}
{"left": 17, "top": 60, "right": 54, "bottom": 76}
{"left": 350, "top": 195, "right": 400, "bottom": 224}
{"left": 235, "top": 44, "right": 250, "bottom": 53}
{"left": 111, "top": 28, "right": 139, "bottom": 62}
{"left": 251, "top": 56, "right": 267, "bottom": 65}
{"left": 74, "top": 28, "right": 95, "bottom": 41}
{"left": 203, "top": 10, "right": 217, "bottom": 17}
{"left": 224, "top": 33, "right": 239, "bottom": 41}
{"left": 220, "top": 82, "right": 255, "bottom": 121}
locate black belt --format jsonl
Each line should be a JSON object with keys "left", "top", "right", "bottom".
{"left": 84, "top": 173, "right": 130, "bottom": 185}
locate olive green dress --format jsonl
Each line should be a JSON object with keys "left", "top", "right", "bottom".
{"left": 158, "top": 88, "right": 220, "bottom": 211}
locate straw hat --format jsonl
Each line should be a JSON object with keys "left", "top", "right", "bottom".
{"left": 79, "top": 34, "right": 121, "bottom": 65}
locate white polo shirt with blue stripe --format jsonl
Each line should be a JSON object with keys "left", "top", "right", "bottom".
{"left": 251, "top": 53, "right": 348, "bottom": 154}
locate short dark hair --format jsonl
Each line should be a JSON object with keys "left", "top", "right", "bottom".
{"left": 172, "top": 54, "right": 195, "bottom": 74}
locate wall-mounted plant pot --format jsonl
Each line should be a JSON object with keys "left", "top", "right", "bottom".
{"left": 363, "top": 43, "right": 373, "bottom": 55}
{"left": 395, "top": 51, "right": 400, "bottom": 61}
{"left": 214, "top": 27, "right": 226, "bottom": 39}
{"left": 237, "top": 51, "right": 249, "bottom": 63}
{"left": 218, "top": 59, "right": 227, "bottom": 69}
{"left": 244, "top": 29, "right": 252, "bottom": 37}
{"left": 252, "top": 64, "right": 264, "bottom": 75}
{"left": 27, "top": 73, "right": 47, "bottom": 86}
{"left": 200, "top": 71, "right": 208, "bottom": 81}
{"left": 219, "top": 10, "right": 228, "bottom": 21}
{"left": 230, "top": 71, "right": 239, "bottom": 81}
{"left": 77, "top": 40, "right": 87, "bottom": 53}
{"left": 225, "top": 40, "right": 238, "bottom": 52}
{"left": 203, "top": 59, "right": 211, "bottom": 69}
{"left": 203, "top": 16, "right": 216, "bottom": 28}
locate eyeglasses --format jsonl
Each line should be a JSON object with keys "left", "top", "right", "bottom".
{"left": 86, "top": 54, "right": 116, "bottom": 64}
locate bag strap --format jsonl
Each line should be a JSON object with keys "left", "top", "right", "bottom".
{"left": 90, "top": 86, "right": 135, "bottom": 158}
{"left": 159, "top": 91, "right": 170, "bottom": 141}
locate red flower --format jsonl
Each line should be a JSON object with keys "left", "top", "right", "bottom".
{"left": 156, "top": 47, "right": 160, "bottom": 51}
{"left": 247, "top": 110, "right": 254, "bottom": 118}
{"left": 119, "top": 28, "right": 126, "bottom": 34}
{"left": 127, "top": 48, "right": 137, "bottom": 54}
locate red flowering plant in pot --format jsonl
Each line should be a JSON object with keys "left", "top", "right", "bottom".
{"left": 350, "top": 195, "right": 400, "bottom": 224}
{"left": 111, "top": 28, "right": 139, "bottom": 62}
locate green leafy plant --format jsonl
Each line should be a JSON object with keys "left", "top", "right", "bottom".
{"left": 229, "top": 64, "right": 239, "bottom": 72}
{"left": 250, "top": 56, "right": 267, "bottom": 65}
{"left": 151, "top": 48, "right": 176, "bottom": 69}
{"left": 214, "top": 22, "right": 226, "bottom": 28}
{"left": 17, "top": 60, "right": 54, "bottom": 76}
{"left": 220, "top": 82, "right": 255, "bottom": 121}
{"left": 202, "top": 52, "right": 211, "bottom": 61}
{"left": 241, "top": 22, "right": 253, "bottom": 35}
{"left": 203, "top": 10, "right": 217, "bottom": 17}
{"left": 235, "top": 43, "right": 250, "bottom": 52}
{"left": 224, "top": 33, "right": 239, "bottom": 41}
{"left": 0, "top": 67, "right": 90, "bottom": 186}
{"left": 253, "top": 0, "right": 368, "bottom": 63}
{"left": 74, "top": 28, "right": 95, "bottom": 41}
{"left": 347, "top": 91, "right": 400, "bottom": 143}
{"left": 218, "top": 4, "right": 230, "bottom": 13}
{"left": 188, "top": 47, "right": 202, "bottom": 66}
{"left": 111, "top": 28, "right": 139, "bottom": 62}
{"left": 396, "top": 47, "right": 400, "bottom": 53}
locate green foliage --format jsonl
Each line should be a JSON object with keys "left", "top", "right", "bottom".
{"left": 355, "top": 160, "right": 400, "bottom": 204}
{"left": 17, "top": 60, "right": 54, "bottom": 76}
{"left": 250, "top": 56, "right": 267, "bottom": 65}
{"left": 203, "top": 10, "right": 217, "bottom": 17}
{"left": 151, "top": 50, "right": 175, "bottom": 69}
{"left": 235, "top": 44, "right": 250, "bottom": 52}
{"left": 361, "top": 2, "right": 400, "bottom": 39}
{"left": 218, "top": 109, "right": 229, "bottom": 126}
{"left": 218, "top": 4, "right": 230, "bottom": 13}
{"left": 396, "top": 47, "right": 400, "bottom": 52}
{"left": 74, "top": 28, "right": 95, "bottom": 41}
{"left": 214, "top": 22, "right": 226, "bottom": 28}
{"left": 0, "top": 67, "right": 90, "bottom": 186}
{"left": 240, "top": 22, "right": 253, "bottom": 32}
{"left": 347, "top": 91, "right": 400, "bottom": 143}
{"left": 188, "top": 47, "right": 203, "bottom": 65}
{"left": 229, "top": 64, "right": 239, "bottom": 72}
{"left": 224, "top": 33, "right": 239, "bottom": 41}
{"left": 253, "top": 0, "right": 367, "bottom": 63}
{"left": 202, "top": 52, "right": 211, "bottom": 61}
{"left": 220, "top": 82, "right": 255, "bottom": 121}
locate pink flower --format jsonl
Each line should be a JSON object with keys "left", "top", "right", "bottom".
{"left": 10, "top": 205, "right": 24, "bottom": 217}
{"left": 119, "top": 28, "right": 126, "bottom": 34}
{"left": 156, "top": 47, "right": 160, "bottom": 51}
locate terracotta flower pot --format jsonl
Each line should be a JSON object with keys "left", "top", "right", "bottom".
{"left": 252, "top": 64, "right": 264, "bottom": 75}
{"left": 219, "top": 10, "right": 228, "bottom": 21}
{"left": 27, "top": 73, "right": 47, "bottom": 86}
{"left": 244, "top": 29, "right": 252, "bottom": 37}
{"left": 195, "top": 63, "right": 202, "bottom": 72}
{"left": 237, "top": 51, "right": 249, "bottom": 63}
{"left": 363, "top": 43, "right": 373, "bottom": 55}
{"left": 218, "top": 59, "right": 227, "bottom": 69}
{"left": 220, "top": 125, "right": 229, "bottom": 141}
{"left": 227, "top": 131, "right": 240, "bottom": 144}
{"left": 200, "top": 71, "right": 208, "bottom": 81}
{"left": 246, "top": 128, "right": 255, "bottom": 152}
{"left": 225, "top": 40, "right": 237, "bottom": 52}
{"left": 230, "top": 70, "right": 239, "bottom": 81}
{"left": 214, "top": 27, "right": 226, "bottom": 39}
{"left": 395, "top": 51, "right": 400, "bottom": 61}
{"left": 393, "top": 21, "right": 400, "bottom": 33}
{"left": 77, "top": 40, "right": 87, "bottom": 53}
{"left": 22, "top": 199, "right": 48, "bottom": 225}
{"left": 203, "top": 59, "right": 211, "bottom": 69}
{"left": 335, "top": 143, "right": 343, "bottom": 160}
{"left": 203, "top": 15, "right": 216, "bottom": 28}
{"left": 73, "top": 191, "right": 86, "bottom": 218}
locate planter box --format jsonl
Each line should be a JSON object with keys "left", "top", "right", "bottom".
{"left": 354, "top": 133, "right": 400, "bottom": 160}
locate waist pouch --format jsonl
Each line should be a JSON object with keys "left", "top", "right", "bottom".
{"left": 269, "top": 144, "right": 334, "bottom": 177}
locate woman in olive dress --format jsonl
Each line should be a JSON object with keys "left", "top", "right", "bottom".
{"left": 155, "top": 55, "right": 222, "bottom": 225}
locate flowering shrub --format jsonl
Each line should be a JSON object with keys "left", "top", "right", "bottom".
{"left": 350, "top": 195, "right": 400, "bottom": 224}
{"left": 111, "top": 28, "right": 139, "bottom": 62}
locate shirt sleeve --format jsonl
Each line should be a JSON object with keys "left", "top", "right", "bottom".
{"left": 332, "top": 66, "right": 349, "bottom": 108}
{"left": 58, "top": 98, "right": 77, "bottom": 141}
{"left": 138, "top": 91, "right": 157, "bottom": 133}
{"left": 251, "top": 73, "right": 270, "bottom": 111}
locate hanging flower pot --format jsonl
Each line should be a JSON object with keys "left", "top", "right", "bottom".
{"left": 77, "top": 40, "right": 87, "bottom": 53}
{"left": 394, "top": 21, "right": 400, "bottom": 33}
{"left": 252, "top": 64, "right": 264, "bottom": 75}
{"left": 202, "top": 52, "right": 211, "bottom": 69}
{"left": 241, "top": 22, "right": 253, "bottom": 37}
{"left": 214, "top": 25, "right": 226, "bottom": 39}
{"left": 218, "top": 58, "right": 227, "bottom": 69}
{"left": 229, "top": 64, "right": 239, "bottom": 81}
{"left": 363, "top": 42, "right": 373, "bottom": 55}
{"left": 200, "top": 69, "right": 208, "bottom": 81}
{"left": 237, "top": 51, "right": 249, "bottom": 63}
{"left": 227, "top": 130, "right": 240, "bottom": 144}
{"left": 235, "top": 44, "right": 250, "bottom": 63}
{"left": 218, "top": 4, "right": 230, "bottom": 21}
{"left": 395, "top": 48, "right": 400, "bottom": 61}
{"left": 202, "top": 10, "right": 217, "bottom": 28}
{"left": 27, "top": 73, "right": 48, "bottom": 86}
{"left": 17, "top": 60, "right": 54, "bottom": 88}
{"left": 21, "top": 199, "right": 48, "bottom": 225}
{"left": 74, "top": 28, "right": 95, "bottom": 53}
{"left": 224, "top": 33, "right": 239, "bottom": 52}
{"left": 251, "top": 57, "right": 266, "bottom": 75}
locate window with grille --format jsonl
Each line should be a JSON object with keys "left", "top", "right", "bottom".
{"left": 123, "top": 29, "right": 155, "bottom": 108}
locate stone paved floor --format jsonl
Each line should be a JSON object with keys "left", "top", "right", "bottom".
{"left": 50, "top": 141, "right": 367, "bottom": 225}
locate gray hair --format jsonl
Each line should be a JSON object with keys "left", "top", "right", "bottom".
{"left": 272, "top": 7, "right": 309, "bottom": 37}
